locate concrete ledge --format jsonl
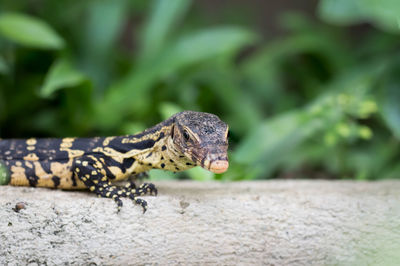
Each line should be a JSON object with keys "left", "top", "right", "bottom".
{"left": 1, "top": 180, "right": 400, "bottom": 265}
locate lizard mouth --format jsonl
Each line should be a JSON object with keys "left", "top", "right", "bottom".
{"left": 200, "top": 154, "right": 229, "bottom": 174}
{"left": 186, "top": 145, "right": 229, "bottom": 174}
{"left": 208, "top": 160, "right": 229, "bottom": 174}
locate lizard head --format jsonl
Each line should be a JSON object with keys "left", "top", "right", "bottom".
{"left": 170, "top": 111, "right": 229, "bottom": 174}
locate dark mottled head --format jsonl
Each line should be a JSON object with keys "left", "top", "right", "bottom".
{"left": 170, "top": 111, "right": 229, "bottom": 173}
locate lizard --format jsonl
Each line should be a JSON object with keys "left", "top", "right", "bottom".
{"left": 0, "top": 111, "right": 229, "bottom": 213}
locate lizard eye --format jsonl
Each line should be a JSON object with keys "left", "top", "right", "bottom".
{"left": 183, "top": 130, "right": 190, "bottom": 141}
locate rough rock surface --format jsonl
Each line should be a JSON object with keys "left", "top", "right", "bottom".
{"left": 1, "top": 180, "right": 399, "bottom": 265}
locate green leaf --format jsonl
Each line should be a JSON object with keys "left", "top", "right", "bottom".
{"left": 318, "top": 0, "right": 400, "bottom": 33}
{"left": 231, "top": 108, "right": 333, "bottom": 179}
{"left": 230, "top": 58, "right": 388, "bottom": 179}
{"left": 186, "top": 167, "right": 214, "bottom": 181}
{"left": 97, "top": 27, "right": 257, "bottom": 129}
{"left": 0, "top": 55, "right": 8, "bottom": 74}
{"left": 81, "top": 0, "right": 129, "bottom": 93}
{"left": 161, "top": 27, "right": 257, "bottom": 75}
{"left": 197, "top": 68, "right": 263, "bottom": 135}
{"left": 0, "top": 13, "right": 65, "bottom": 49}
{"left": 84, "top": 0, "right": 128, "bottom": 55}
{"left": 380, "top": 82, "right": 400, "bottom": 139}
{"left": 233, "top": 111, "right": 320, "bottom": 164}
{"left": 318, "top": 0, "right": 362, "bottom": 24}
{"left": 139, "top": 0, "right": 191, "bottom": 62}
{"left": 149, "top": 169, "right": 176, "bottom": 181}
{"left": 159, "top": 102, "right": 183, "bottom": 120}
{"left": 40, "top": 58, "right": 87, "bottom": 97}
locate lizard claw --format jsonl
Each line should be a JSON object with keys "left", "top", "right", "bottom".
{"left": 128, "top": 194, "right": 148, "bottom": 214}
{"left": 115, "top": 198, "right": 123, "bottom": 213}
{"left": 135, "top": 198, "right": 148, "bottom": 214}
{"left": 139, "top": 183, "right": 158, "bottom": 196}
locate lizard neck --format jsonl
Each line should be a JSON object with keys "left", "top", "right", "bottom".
{"left": 105, "top": 118, "right": 195, "bottom": 173}
{"left": 137, "top": 133, "right": 195, "bottom": 172}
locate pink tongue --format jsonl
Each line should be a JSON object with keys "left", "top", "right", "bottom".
{"left": 209, "top": 160, "right": 229, "bottom": 174}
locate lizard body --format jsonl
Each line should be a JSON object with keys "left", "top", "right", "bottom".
{"left": 0, "top": 111, "right": 229, "bottom": 212}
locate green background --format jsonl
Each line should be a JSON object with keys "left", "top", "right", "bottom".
{"left": 0, "top": 0, "right": 399, "bottom": 181}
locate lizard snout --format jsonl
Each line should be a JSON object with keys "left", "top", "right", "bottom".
{"left": 208, "top": 160, "right": 229, "bottom": 173}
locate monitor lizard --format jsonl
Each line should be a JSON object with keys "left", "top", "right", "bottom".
{"left": 0, "top": 111, "right": 229, "bottom": 213}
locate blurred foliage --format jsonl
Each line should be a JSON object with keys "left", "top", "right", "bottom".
{"left": 0, "top": 0, "right": 399, "bottom": 181}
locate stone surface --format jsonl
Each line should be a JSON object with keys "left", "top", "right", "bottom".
{"left": 1, "top": 180, "right": 400, "bottom": 265}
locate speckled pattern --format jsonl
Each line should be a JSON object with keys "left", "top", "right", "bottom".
{"left": 0, "top": 111, "right": 229, "bottom": 212}
{"left": 0, "top": 180, "right": 399, "bottom": 265}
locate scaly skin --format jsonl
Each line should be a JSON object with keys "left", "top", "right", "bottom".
{"left": 0, "top": 111, "right": 229, "bottom": 212}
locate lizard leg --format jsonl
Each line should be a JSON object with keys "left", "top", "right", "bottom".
{"left": 126, "top": 172, "right": 149, "bottom": 189}
{"left": 125, "top": 172, "right": 157, "bottom": 196}
{"left": 121, "top": 183, "right": 157, "bottom": 214}
{"left": 134, "top": 182, "right": 158, "bottom": 196}
{"left": 73, "top": 158, "right": 148, "bottom": 213}
{"left": 98, "top": 182, "right": 149, "bottom": 213}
